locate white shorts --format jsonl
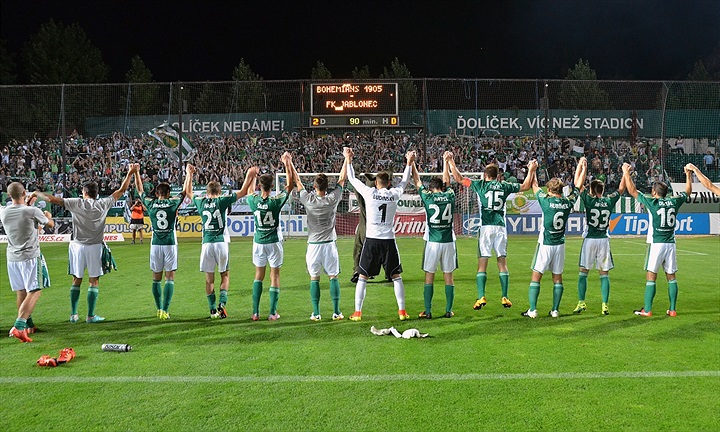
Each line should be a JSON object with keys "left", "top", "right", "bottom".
{"left": 579, "top": 237, "right": 614, "bottom": 271}
{"left": 645, "top": 243, "right": 678, "bottom": 274}
{"left": 129, "top": 224, "right": 145, "bottom": 230}
{"left": 150, "top": 244, "right": 178, "bottom": 273}
{"left": 477, "top": 225, "right": 508, "bottom": 258}
{"left": 7, "top": 256, "right": 49, "bottom": 292}
{"left": 306, "top": 242, "right": 340, "bottom": 277}
{"left": 253, "top": 242, "right": 284, "bottom": 268}
{"left": 531, "top": 243, "right": 566, "bottom": 275}
{"left": 200, "top": 242, "right": 230, "bottom": 273}
{"left": 422, "top": 241, "right": 458, "bottom": 273}
{"left": 68, "top": 242, "right": 103, "bottom": 278}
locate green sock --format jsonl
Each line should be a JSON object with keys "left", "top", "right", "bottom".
{"left": 207, "top": 292, "right": 216, "bottom": 311}
{"left": 26, "top": 315, "right": 34, "bottom": 329}
{"left": 310, "top": 280, "right": 321, "bottom": 315}
{"left": 162, "top": 280, "right": 174, "bottom": 311}
{"left": 87, "top": 287, "right": 99, "bottom": 317}
{"left": 152, "top": 280, "right": 162, "bottom": 309}
{"left": 252, "top": 280, "right": 263, "bottom": 314}
{"left": 269, "top": 287, "right": 280, "bottom": 315}
{"left": 13, "top": 317, "right": 27, "bottom": 331}
{"left": 219, "top": 289, "right": 228, "bottom": 306}
{"left": 423, "top": 284, "right": 434, "bottom": 314}
{"left": 445, "top": 284, "right": 455, "bottom": 313}
{"left": 577, "top": 272, "right": 588, "bottom": 301}
{"left": 528, "top": 282, "right": 540, "bottom": 311}
{"left": 600, "top": 275, "right": 610, "bottom": 303}
{"left": 70, "top": 285, "right": 81, "bottom": 315}
{"left": 499, "top": 272, "right": 509, "bottom": 298}
{"left": 552, "top": 283, "right": 564, "bottom": 311}
{"left": 668, "top": 280, "right": 678, "bottom": 311}
{"left": 329, "top": 278, "right": 341, "bottom": 314}
{"left": 644, "top": 281, "right": 656, "bottom": 312}
{"left": 476, "top": 272, "right": 487, "bottom": 298}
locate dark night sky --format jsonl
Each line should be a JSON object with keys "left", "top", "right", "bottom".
{"left": 2, "top": 0, "right": 719, "bottom": 82}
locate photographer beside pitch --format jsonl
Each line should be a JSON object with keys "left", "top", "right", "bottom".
{"left": 1, "top": 183, "right": 54, "bottom": 342}
{"left": 39, "top": 163, "right": 138, "bottom": 323}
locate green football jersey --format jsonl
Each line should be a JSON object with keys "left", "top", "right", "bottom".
{"left": 537, "top": 188, "right": 579, "bottom": 246}
{"left": 637, "top": 192, "right": 687, "bottom": 244}
{"left": 467, "top": 178, "right": 520, "bottom": 227}
{"left": 192, "top": 195, "right": 237, "bottom": 244}
{"left": 247, "top": 192, "right": 289, "bottom": 244}
{"left": 419, "top": 185, "right": 455, "bottom": 243}
{"left": 580, "top": 190, "right": 621, "bottom": 239}
{"left": 142, "top": 193, "right": 183, "bottom": 246}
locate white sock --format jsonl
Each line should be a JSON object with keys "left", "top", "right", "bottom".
{"left": 393, "top": 277, "right": 405, "bottom": 310}
{"left": 355, "top": 278, "right": 367, "bottom": 311}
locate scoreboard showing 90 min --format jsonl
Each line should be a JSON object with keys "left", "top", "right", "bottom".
{"left": 310, "top": 83, "right": 399, "bottom": 127}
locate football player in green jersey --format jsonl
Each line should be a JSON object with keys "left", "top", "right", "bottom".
{"left": 412, "top": 151, "right": 457, "bottom": 319}
{"left": 622, "top": 163, "right": 692, "bottom": 317}
{"left": 522, "top": 158, "right": 585, "bottom": 318}
{"left": 191, "top": 166, "right": 258, "bottom": 319}
{"left": 135, "top": 163, "right": 195, "bottom": 320}
{"left": 573, "top": 168, "right": 626, "bottom": 316}
{"left": 247, "top": 152, "right": 295, "bottom": 321}
{"left": 448, "top": 156, "right": 534, "bottom": 311}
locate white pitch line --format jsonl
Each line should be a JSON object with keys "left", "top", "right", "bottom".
{"left": 1, "top": 370, "right": 718, "bottom": 385}
{"left": 621, "top": 240, "right": 710, "bottom": 256}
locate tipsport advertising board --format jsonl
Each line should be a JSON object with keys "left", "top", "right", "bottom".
{"left": 462, "top": 213, "right": 711, "bottom": 236}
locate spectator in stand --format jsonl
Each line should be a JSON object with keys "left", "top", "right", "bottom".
{"left": 704, "top": 150, "right": 715, "bottom": 175}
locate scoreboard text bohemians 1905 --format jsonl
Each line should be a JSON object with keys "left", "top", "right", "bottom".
{"left": 310, "top": 83, "right": 399, "bottom": 128}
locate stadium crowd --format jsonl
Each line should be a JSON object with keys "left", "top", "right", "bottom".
{"left": 0, "top": 130, "right": 714, "bottom": 215}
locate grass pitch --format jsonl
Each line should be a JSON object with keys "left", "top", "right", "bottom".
{"left": 1, "top": 235, "right": 719, "bottom": 431}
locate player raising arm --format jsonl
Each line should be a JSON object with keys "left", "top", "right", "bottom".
{"left": 247, "top": 153, "right": 294, "bottom": 321}
{"left": 1, "top": 185, "right": 54, "bottom": 342}
{"left": 684, "top": 163, "right": 720, "bottom": 196}
{"left": 412, "top": 151, "right": 457, "bottom": 319}
{"left": 522, "top": 158, "right": 585, "bottom": 318}
{"left": 286, "top": 152, "right": 347, "bottom": 321}
{"left": 135, "top": 163, "right": 195, "bottom": 320}
{"left": 448, "top": 155, "right": 535, "bottom": 311}
{"left": 573, "top": 164, "right": 626, "bottom": 315}
{"left": 623, "top": 163, "right": 692, "bottom": 317}
{"left": 191, "top": 165, "right": 258, "bottom": 319}
{"left": 39, "top": 164, "right": 138, "bottom": 324}
{"left": 346, "top": 146, "right": 415, "bottom": 321}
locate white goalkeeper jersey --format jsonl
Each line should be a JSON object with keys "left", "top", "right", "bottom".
{"left": 347, "top": 163, "right": 411, "bottom": 240}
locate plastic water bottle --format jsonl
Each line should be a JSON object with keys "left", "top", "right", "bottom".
{"left": 101, "top": 343, "right": 132, "bottom": 352}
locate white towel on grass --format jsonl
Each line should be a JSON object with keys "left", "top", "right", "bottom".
{"left": 370, "top": 326, "right": 428, "bottom": 339}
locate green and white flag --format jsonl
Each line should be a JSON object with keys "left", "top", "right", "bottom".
{"left": 148, "top": 122, "right": 194, "bottom": 156}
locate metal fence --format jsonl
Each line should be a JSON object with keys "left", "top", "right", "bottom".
{"left": 1, "top": 79, "right": 719, "bottom": 192}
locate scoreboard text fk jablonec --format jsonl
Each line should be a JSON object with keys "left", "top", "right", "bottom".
{"left": 310, "top": 83, "right": 399, "bottom": 127}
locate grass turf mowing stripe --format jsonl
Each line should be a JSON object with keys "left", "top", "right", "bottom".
{"left": 2, "top": 370, "right": 718, "bottom": 384}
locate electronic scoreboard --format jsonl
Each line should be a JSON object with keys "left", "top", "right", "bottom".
{"left": 310, "top": 83, "right": 399, "bottom": 127}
